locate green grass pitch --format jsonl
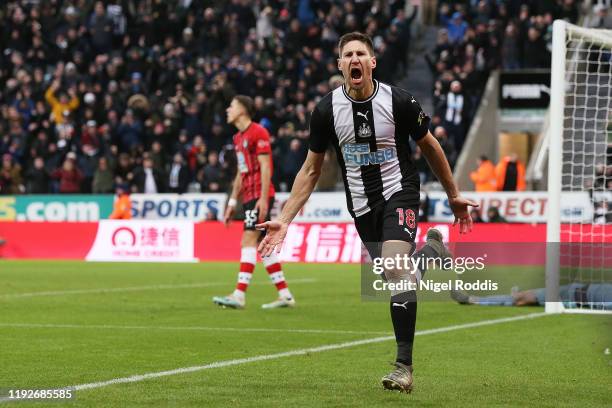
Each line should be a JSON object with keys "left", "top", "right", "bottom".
{"left": 0, "top": 260, "right": 610, "bottom": 407}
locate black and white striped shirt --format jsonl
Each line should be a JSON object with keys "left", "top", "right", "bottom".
{"left": 309, "top": 80, "right": 430, "bottom": 217}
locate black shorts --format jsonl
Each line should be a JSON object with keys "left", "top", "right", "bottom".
{"left": 354, "top": 190, "right": 419, "bottom": 258}
{"left": 243, "top": 197, "right": 275, "bottom": 231}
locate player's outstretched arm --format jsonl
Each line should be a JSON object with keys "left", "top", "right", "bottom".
{"left": 416, "top": 131, "right": 479, "bottom": 234}
{"left": 257, "top": 150, "right": 325, "bottom": 256}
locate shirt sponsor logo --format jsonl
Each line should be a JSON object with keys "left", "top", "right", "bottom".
{"left": 237, "top": 152, "right": 248, "bottom": 173}
{"left": 342, "top": 143, "right": 395, "bottom": 166}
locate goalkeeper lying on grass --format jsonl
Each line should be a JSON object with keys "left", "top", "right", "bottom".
{"left": 451, "top": 283, "right": 612, "bottom": 310}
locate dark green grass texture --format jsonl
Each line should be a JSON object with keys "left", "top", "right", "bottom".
{"left": 0, "top": 261, "right": 610, "bottom": 407}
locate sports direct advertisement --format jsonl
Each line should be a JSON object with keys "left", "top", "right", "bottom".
{"left": 129, "top": 194, "right": 226, "bottom": 220}
{"left": 129, "top": 191, "right": 600, "bottom": 223}
{"left": 0, "top": 192, "right": 599, "bottom": 223}
{"left": 425, "top": 191, "right": 595, "bottom": 223}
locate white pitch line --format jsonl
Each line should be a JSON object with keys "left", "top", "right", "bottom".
{"left": 0, "top": 312, "right": 547, "bottom": 402}
{"left": 0, "top": 278, "right": 317, "bottom": 299}
{"left": 0, "top": 323, "right": 390, "bottom": 336}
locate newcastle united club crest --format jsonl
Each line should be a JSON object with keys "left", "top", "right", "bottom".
{"left": 358, "top": 122, "right": 372, "bottom": 138}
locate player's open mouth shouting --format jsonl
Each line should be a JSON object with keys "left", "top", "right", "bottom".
{"left": 350, "top": 65, "right": 363, "bottom": 86}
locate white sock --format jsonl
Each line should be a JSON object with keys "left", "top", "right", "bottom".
{"left": 233, "top": 247, "right": 257, "bottom": 300}
{"left": 263, "top": 252, "right": 292, "bottom": 299}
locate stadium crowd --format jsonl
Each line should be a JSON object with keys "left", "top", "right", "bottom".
{"left": 0, "top": 0, "right": 415, "bottom": 195}
{"left": 418, "top": 0, "right": 581, "bottom": 184}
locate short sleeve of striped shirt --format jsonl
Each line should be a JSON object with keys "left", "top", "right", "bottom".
{"left": 308, "top": 103, "right": 334, "bottom": 153}
{"left": 392, "top": 87, "right": 431, "bottom": 142}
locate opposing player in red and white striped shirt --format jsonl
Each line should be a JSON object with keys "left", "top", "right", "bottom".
{"left": 212, "top": 95, "right": 295, "bottom": 309}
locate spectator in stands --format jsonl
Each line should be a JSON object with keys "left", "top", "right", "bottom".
{"left": 433, "top": 126, "right": 457, "bottom": 168}
{"left": 132, "top": 156, "right": 165, "bottom": 194}
{"left": 496, "top": 154, "right": 526, "bottom": 191}
{"left": 109, "top": 184, "right": 132, "bottom": 220}
{"left": 88, "top": 1, "right": 114, "bottom": 56}
{"left": 199, "top": 151, "right": 225, "bottom": 193}
{"left": 440, "top": 81, "right": 469, "bottom": 152}
{"left": 92, "top": 157, "right": 114, "bottom": 194}
{"left": 51, "top": 154, "right": 83, "bottom": 194}
{"left": 593, "top": 201, "right": 612, "bottom": 224}
{"left": 150, "top": 141, "right": 167, "bottom": 174}
{"left": 590, "top": 4, "right": 612, "bottom": 29}
{"left": 558, "top": 0, "right": 579, "bottom": 24}
{"left": 77, "top": 144, "right": 99, "bottom": 194}
{"left": 0, "top": 154, "right": 24, "bottom": 195}
{"left": 25, "top": 157, "right": 50, "bottom": 194}
{"left": 522, "top": 27, "right": 550, "bottom": 69}
{"left": 447, "top": 12, "right": 468, "bottom": 44}
{"left": 501, "top": 22, "right": 521, "bottom": 70}
{"left": 168, "top": 153, "right": 189, "bottom": 194}
{"left": 593, "top": 164, "right": 607, "bottom": 190}
{"left": 470, "top": 208, "right": 484, "bottom": 223}
{"left": 470, "top": 155, "right": 497, "bottom": 192}
{"left": 280, "top": 138, "right": 307, "bottom": 191}
{"left": 486, "top": 206, "right": 507, "bottom": 223}
{"left": 413, "top": 146, "right": 430, "bottom": 184}
{"left": 117, "top": 109, "right": 143, "bottom": 152}
{"left": 44, "top": 80, "right": 79, "bottom": 124}
{"left": 187, "top": 136, "right": 207, "bottom": 174}
{"left": 114, "top": 153, "right": 134, "bottom": 186}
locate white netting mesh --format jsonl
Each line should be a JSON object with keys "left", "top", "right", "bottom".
{"left": 558, "top": 25, "right": 612, "bottom": 311}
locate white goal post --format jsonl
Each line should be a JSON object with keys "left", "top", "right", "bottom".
{"left": 546, "top": 20, "right": 612, "bottom": 314}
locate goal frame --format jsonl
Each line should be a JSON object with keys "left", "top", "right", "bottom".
{"left": 546, "top": 20, "right": 612, "bottom": 314}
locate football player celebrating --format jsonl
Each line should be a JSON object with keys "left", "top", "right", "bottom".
{"left": 257, "top": 33, "right": 477, "bottom": 392}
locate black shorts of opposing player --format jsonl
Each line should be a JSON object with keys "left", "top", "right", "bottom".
{"left": 354, "top": 189, "right": 420, "bottom": 260}
{"left": 243, "top": 197, "right": 275, "bottom": 231}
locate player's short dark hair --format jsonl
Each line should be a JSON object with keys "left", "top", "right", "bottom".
{"left": 338, "top": 32, "right": 375, "bottom": 56}
{"left": 233, "top": 95, "right": 255, "bottom": 118}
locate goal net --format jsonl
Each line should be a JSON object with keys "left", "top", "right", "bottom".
{"left": 547, "top": 21, "right": 612, "bottom": 314}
